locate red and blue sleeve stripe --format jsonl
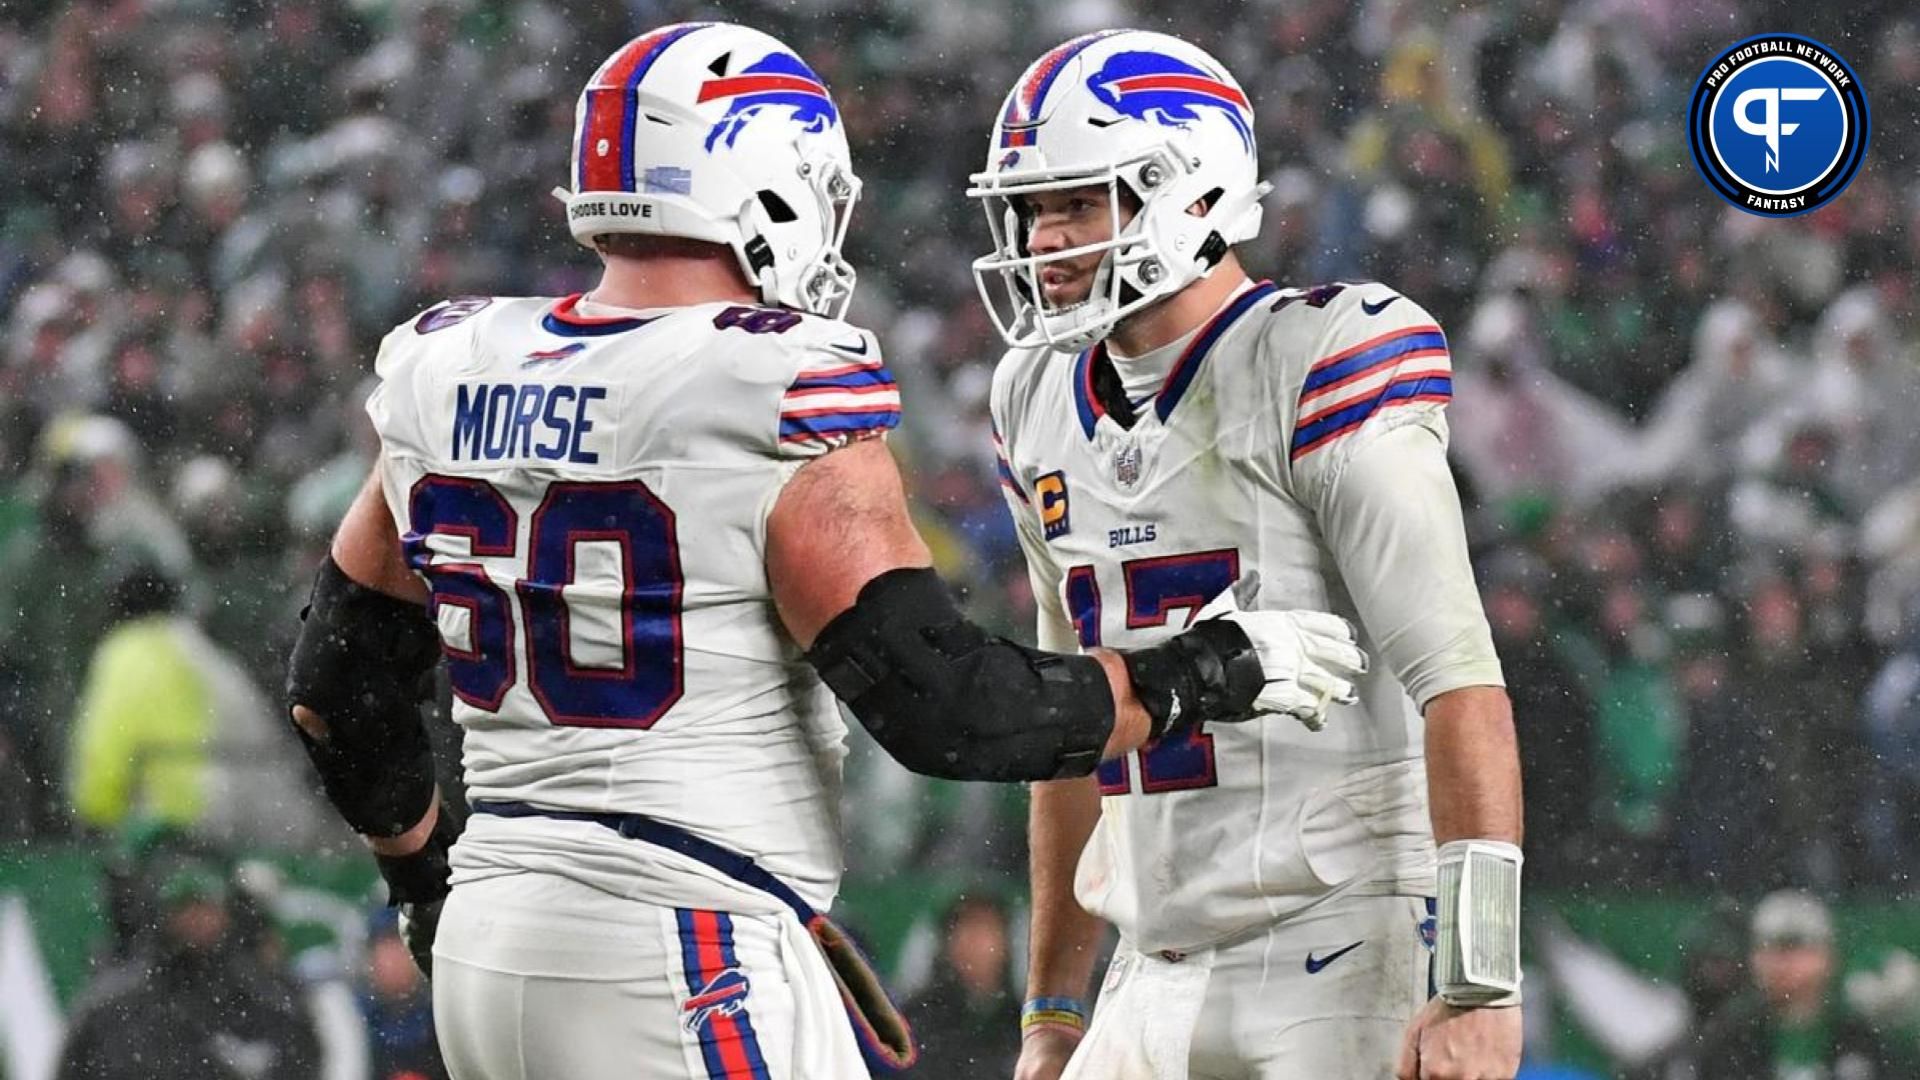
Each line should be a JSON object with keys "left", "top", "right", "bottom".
{"left": 676, "top": 909, "right": 772, "bottom": 1080}
{"left": 780, "top": 356, "right": 902, "bottom": 447}
{"left": 1297, "top": 326, "right": 1448, "bottom": 405}
{"left": 1290, "top": 373, "right": 1453, "bottom": 460}
{"left": 1290, "top": 323, "right": 1452, "bottom": 461}
{"left": 786, "top": 364, "right": 895, "bottom": 392}
{"left": 779, "top": 409, "right": 902, "bottom": 442}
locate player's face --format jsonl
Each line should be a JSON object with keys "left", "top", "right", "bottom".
{"left": 1019, "top": 185, "right": 1135, "bottom": 310}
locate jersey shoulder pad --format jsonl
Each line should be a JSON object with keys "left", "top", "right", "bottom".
{"left": 370, "top": 296, "right": 557, "bottom": 457}
{"left": 1266, "top": 282, "right": 1453, "bottom": 466}
{"left": 374, "top": 296, "right": 520, "bottom": 380}
{"left": 687, "top": 304, "right": 879, "bottom": 374}
{"left": 412, "top": 295, "right": 500, "bottom": 336}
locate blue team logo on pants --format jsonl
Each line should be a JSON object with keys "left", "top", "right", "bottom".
{"left": 1687, "top": 34, "right": 1868, "bottom": 217}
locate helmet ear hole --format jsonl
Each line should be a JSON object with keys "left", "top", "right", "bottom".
{"left": 743, "top": 235, "right": 776, "bottom": 274}
{"left": 757, "top": 191, "right": 798, "bottom": 224}
{"left": 1197, "top": 231, "right": 1228, "bottom": 268}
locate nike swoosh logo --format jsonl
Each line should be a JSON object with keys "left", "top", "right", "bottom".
{"left": 1360, "top": 296, "right": 1398, "bottom": 316}
{"left": 829, "top": 337, "right": 870, "bottom": 355}
{"left": 1304, "top": 941, "right": 1364, "bottom": 974}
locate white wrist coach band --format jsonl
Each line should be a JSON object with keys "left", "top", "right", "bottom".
{"left": 1434, "top": 838, "right": 1523, "bottom": 1007}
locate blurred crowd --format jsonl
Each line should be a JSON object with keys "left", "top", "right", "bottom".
{"left": 1, "top": 0, "right": 1919, "bottom": 1075}
{"left": 46, "top": 831, "right": 446, "bottom": 1080}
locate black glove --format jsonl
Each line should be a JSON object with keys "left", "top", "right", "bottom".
{"left": 397, "top": 897, "right": 443, "bottom": 980}
{"left": 375, "top": 804, "right": 460, "bottom": 978}
{"left": 1119, "top": 619, "right": 1265, "bottom": 740}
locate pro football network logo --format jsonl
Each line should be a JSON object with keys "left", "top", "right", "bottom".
{"left": 1687, "top": 34, "right": 1869, "bottom": 217}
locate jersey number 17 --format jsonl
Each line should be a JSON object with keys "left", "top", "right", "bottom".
{"left": 1064, "top": 549, "right": 1238, "bottom": 796}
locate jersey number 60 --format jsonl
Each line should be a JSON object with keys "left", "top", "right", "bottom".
{"left": 404, "top": 475, "right": 682, "bottom": 729}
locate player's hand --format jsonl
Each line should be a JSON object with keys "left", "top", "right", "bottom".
{"left": 1012, "top": 1025, "right": 1081, "bottom": 1080}
{"left": 1193, "top": 574, "right": 1366, "bottom": 730}
{"left": 370, "top": 800, "right": 459, "bottom": 979}
{"left": 397, "top": 897, "right": 443, "bottom": 979}
{"left": 1394, "top": 997, "right": 1522, "bottom": 1080}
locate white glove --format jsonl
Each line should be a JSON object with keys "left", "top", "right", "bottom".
{"left": 1193, "top": 573, "right": 1366, "bottom": 731}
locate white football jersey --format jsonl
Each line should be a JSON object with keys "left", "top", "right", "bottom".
{"left": 992, "top": 280, "right": 1503, "bottom": 954}
{"left": 367, "top": 294, "right": 899, "bottom": 910}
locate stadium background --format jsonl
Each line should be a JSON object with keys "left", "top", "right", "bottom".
{"left": 1, "top": 0, "right": 1918, "bottom": 1077}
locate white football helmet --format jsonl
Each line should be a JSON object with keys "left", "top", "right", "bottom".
{"left": 555, "top": 23, "right": 861, "bottom": 317}
{"left": 968, "top": 30, "right": 1270, "bottom": 352}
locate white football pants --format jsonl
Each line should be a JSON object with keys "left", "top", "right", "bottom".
{"left": 1064, "top": 894, "right": 1433, "bottom": 1080}
{"left": 431, "top": 871, "right": 870, "bottom": 1080}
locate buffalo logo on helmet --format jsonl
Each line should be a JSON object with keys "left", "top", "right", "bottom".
{"left": 681, "top": 968, "right": 751, "bottom": 1033}
{"left": 1086, "top": 51, "right": 1253, "bottom": 151}
{"left": 699, "top": 53, "right": 839, "bottom": 151}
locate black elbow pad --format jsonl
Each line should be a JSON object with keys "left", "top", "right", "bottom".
{"left": 286, "top": 556, "right": 443, "bottom": 836}
{"left": 806, "top": 568, "right": 1113, "bottom": 782}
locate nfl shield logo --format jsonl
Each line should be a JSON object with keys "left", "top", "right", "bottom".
{"left": 1114, "top": 445, "right": 1143, "bottom": 488}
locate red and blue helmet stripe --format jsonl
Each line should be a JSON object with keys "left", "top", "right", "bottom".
{"left": 998, "top": 30, "right": 1123, "bottom": 147}
{"left": 577, "top": 23, "right": 711, "bottom": 193}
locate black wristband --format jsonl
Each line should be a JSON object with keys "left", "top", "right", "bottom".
{"left": 374, "top": 806, "right": 458, "bottom": 906}
{"left": 1119, "top": 620, "right": 1264, "bottom": 740}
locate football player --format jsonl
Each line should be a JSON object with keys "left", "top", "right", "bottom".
{"left": 971, "top": 30, "right": 1525, "bottom": 1080}
{"left": 282, "top": 23, "right": 1365, "bottom": 1080}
